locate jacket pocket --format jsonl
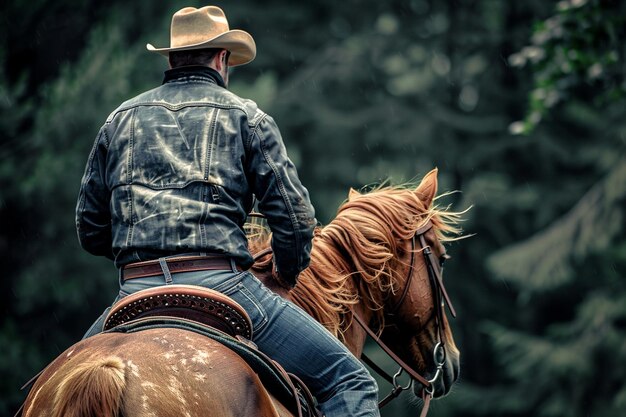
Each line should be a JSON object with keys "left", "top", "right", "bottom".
{"left": 210, "top": 184, "right": 221, "bottom": 203}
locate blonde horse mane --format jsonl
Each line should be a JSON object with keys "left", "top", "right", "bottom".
{"left": 249, "top": 182, "right": 464, "bottom": 342}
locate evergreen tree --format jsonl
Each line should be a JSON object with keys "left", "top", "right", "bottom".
{"left": 466, "top": 1, "right": 626, "bottom": 416}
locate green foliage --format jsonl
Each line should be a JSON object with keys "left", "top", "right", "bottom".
{"left": 487, "top": 157, "right": 626, "bottom": 292}
{"left": 508, "top": 0, "right": 626, "bottom": 134}
{"left": 482, "top": 284, "right": 626, "bottom": 417}
{"left": 463, "top": 2, "right": 626, "bottom": 416}
{"left": 0, "top": 16, "right": 140, "bottom": 413}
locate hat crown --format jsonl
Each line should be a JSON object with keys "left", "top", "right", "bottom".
{"left": 146, "top": 5, "right": 256, "bottom": 66}
{"left": 170, "top": 6, "right": 230, "bottom": 48}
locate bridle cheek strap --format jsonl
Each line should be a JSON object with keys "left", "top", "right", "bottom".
{"left": 353, "top": 313, "right": 431, "bottom": 388}
{"left": 353, "top": 220, "right": 456, "bottom": 416}
{"left": 419, "top": 234, "right": 456, "bottom": 318}
{"left": 354, "top": 312, "right": 435, "bottom": 417}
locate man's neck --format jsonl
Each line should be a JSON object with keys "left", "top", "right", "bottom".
{"left": 163, "top": 65, "right": 227, "bottom": 88}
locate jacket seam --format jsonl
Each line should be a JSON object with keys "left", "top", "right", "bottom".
{"left": 125, "top": 107, "right": 137, "bottom": 247}
{"left": 101, "top": 127, "right": 110, "bottom": 148}
{"left": 256, "top": 120, "right": 301, "bottom": 267}
{"left": 205, "top": 109, "right": 219, "bottom": 181}
{"left": 200, "top": 109, "right": 220, "bottom": 247}
{"left": 106, "top": 102, "right": 249, "bottom": 124}
{"left": 76, "top": 131, "right": 102, "bottom": 238}
{"left": 109, "top": 180, "right": 221, "bottom": 192}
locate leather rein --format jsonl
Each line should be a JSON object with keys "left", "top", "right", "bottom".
{"left": 353, "top": 220, "right": 457, "bottom": 417}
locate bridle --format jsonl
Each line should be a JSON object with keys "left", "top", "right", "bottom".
{"left": 250, "top": 214, "right": 458, "bottom": 416}
{"left": 353, "top": 220, "right": 457, "bottom": 417}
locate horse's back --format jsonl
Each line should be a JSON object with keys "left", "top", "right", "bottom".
{"left": 24, "top": 328, "right": 286, "bottom": 417}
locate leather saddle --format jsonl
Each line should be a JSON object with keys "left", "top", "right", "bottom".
{"left": 103, "top": 284, "right": 253, "bottom": 339}
{"left": 103, "top": 285, "right": 320, "bottom": 417}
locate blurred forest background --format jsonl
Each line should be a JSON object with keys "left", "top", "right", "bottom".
{"left": 1, "top": 0, "right": 625, "bottom": 416}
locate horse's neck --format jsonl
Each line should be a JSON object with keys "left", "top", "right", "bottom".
{"left": 342, "top": 301, "right": 371, "bottom": 357}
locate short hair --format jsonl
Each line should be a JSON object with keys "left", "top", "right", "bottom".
{"left": 168, "top": 48, "right": 222, "bottom": 68}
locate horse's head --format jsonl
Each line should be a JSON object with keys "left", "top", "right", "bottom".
{"left": 338, "top": 169, "right": 462, "bottom": 399}
{"left": 249, "top": 168, "right": 465, "bottom": 402}
{"left": 380, "top": 220, "right": 461, "bottom": 399}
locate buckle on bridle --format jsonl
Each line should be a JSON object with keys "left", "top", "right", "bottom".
{"left": 392, "top": 368, "right": 413, "bottom": 391}
{"left": 424, "top": 342, "right": 446, "bottom": 396}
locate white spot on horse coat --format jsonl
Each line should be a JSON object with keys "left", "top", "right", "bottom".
{"left": 127, "top": 360, "right": 140, "bottom": 377}
{"left": 152, "top": 336, "right": 170, "bottom": 345}
{"left": 167, "top": 375, "right": 188, "bottom": 405}
{"left": 190, "top": 349, "right": 210, "bottom": 365}
{"left": 141, "top": 381, "right": 158, "bottom": 391}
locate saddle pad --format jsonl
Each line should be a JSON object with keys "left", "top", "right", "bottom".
{"left": 107, "top": 316, "right": 319, "bottom": 417}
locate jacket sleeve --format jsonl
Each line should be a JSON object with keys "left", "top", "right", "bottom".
{"left": 247, "top": 115, "right": 316, "bottom": 285}
{"left": 75, "top": 128, "right": 113, "bottom": 259}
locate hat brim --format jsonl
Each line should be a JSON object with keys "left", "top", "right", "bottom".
{"left": 147, "top": 29, "right": 256, "bottom": 67}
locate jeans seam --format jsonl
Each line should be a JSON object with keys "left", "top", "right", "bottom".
{"left": 239, "top": 284, "right": 269, "bottom": 333}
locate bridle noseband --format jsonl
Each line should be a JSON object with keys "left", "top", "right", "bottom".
{"left": 353, "top": 220, "right": 457, "bottom": 416}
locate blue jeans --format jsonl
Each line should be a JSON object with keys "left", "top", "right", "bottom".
{"left": 84, "top": 266, "right": 380, "bottom": 417}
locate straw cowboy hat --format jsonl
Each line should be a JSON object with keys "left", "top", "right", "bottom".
{"left": 147, "top": 6, "right": 256, "bottom": 66}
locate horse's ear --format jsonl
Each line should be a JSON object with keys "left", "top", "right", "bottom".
{"left": 348, "top": 188, "right": 360, "bottom": 201}
{"left": 415, "top": 168, "right": 438, "bottom": 206}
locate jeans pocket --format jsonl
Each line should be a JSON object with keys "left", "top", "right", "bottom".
{"left": 220, "top": 280, "right": 269, "bottom": 335}
{"left": 210, "top": 271, "right": 246, "bottom": 293}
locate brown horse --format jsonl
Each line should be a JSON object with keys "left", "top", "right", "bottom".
{"left": 22, "top": 168, "right": 464, "bottom": 417}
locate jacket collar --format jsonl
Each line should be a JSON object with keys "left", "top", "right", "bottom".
{"left": 163, "top": 65, "right": 226, "bottom": 88}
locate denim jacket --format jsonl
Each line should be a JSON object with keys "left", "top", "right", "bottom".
{"left": 76, "top": 66, "right": 316, "bottom": 284}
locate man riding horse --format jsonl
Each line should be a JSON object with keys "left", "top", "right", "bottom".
{"left": 75, "top": 5, "right": 380, "bottom": 416}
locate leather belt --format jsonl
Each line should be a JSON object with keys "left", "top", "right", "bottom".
{"left": 122, "top": 256, "right": 243, "bottom": 281}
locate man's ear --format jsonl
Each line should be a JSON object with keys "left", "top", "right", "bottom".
{"left": 214, "top": 49, "right": 228, "bottom": 71}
